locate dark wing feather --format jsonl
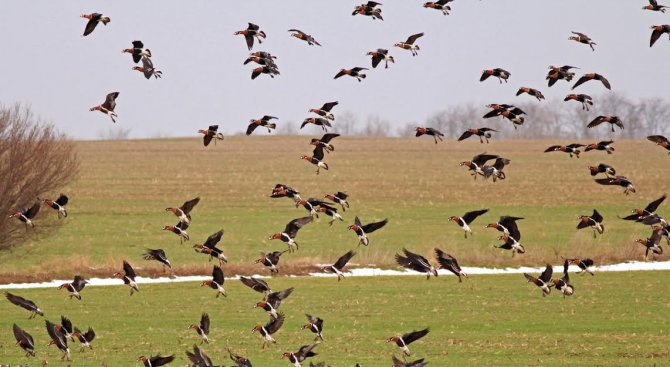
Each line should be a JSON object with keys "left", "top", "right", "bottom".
{"left": 151, "top": 355, "right": 176, "bottom": 366}
{"left": 361, "top": 218, "right": 388, "bottom": 233}
{"left": 201, "top": 313, "right": 210, "bottom": 334}
{"left": 462, "top": 209, "right": 488, "bottom": 224}
{"left": 285, "top": 216, "right": 313, "bottom": 237}
{"left": 647, "top": 135, "right": 669, "bottom": 144}
{"left": 572, "top": 76, "right": 589, "bottom": 90}
{"left": 321, "top": 102, "right": 339, "bottom": 112}
{"left": 102, "top": 92, "right": 119, "bottom": 111}
{"left": 405, "top": 32, "right": 424, "bottom": 44}
{"left": 320, "top": 133, "right": 340, "bottom": 143}
{"left": 55, "top": 194, "right": 69, "bottom": 206}
{"left": 402, "top": 328, "right": 430, "bottom": 344}
{"left": 123, "top": 260, "right": 136, "bottom": 279}
{"left": 591, "top": 209, "right": 603, "bottom": 223}
{"left": 333, "top": 250, "right": 356, "bottom": 270}
{"left": 457, "top": 130, "right": 473, "bottom": 141}
{"left": 83, "top": 19, "right": 99, "bottom": 36}
{"left": 212, "top": 266, "right": 224, "bottom": 285}
{"left": 265, "top": 312, "right": 285, "bottom": 333}
{"left": 312, "top": 144, "right": 325, "bottom": 160}
{"left": 651, "top": 28, "right": 664, "bottom": 47}
{"left": 539, "top": 264, "right": 553, "bottom": 283}
{"left": 180, "top": 197, "right": 200, "bottom": 215}
{"left": 246, "top": 123, "right": 258, "bottom": 135}
{"left": 204, "top": 230, "right": 224, "bottom": 248}
{"left": 645, "top": 195, "right": 666, "bottom": 213}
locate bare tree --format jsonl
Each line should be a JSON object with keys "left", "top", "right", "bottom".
{"left": 98, "top": 127, "right": 131, "bottom": 140}
{"left": 275, "top": 120, "right": 298, "bottom": 135}
{"left": 360, "top": 115, "right": 390, "bottom": 137}
{"left": 335, "top": 110, "right": 358, "bottom": 136}
{"left": 0, "top": 105, "right": 78, "bottom": 249}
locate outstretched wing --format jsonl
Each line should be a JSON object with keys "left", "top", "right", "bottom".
{"left": 204, "top": 230, "right": 224, "bottom": 249}
{"left": 462, "top": 209, "right": 488, "bottom": 224}
{"left": 457, "top": 130, "right": 473, "bottom": 141}
{"left": 285, "top": 216, "right": 313, "bottom": 237}
{"left": 180, "top": 197, "right": 201, "bottom": 215}
{"left": 361, "top": 218, "right": 388, "bottom": 233}
{"left": 645, "top": 195, "right": 666, "bottom": 213}
{"left": 102, "top": 92, "right": 119, "bottom": 111}
{"left": 55, "top": 194, "right": 69, "bottom": 206}
{"left": 405, "top": 32, "right": 424, "bottom": 44}
{"left": 402, "top": 328, "right": 430, "bottom": 344}
{"left": 333, "top": 250, "right": 356, "bottom": 270}
{"left": 320, "top": 133, "right": 340, "bottom": 143}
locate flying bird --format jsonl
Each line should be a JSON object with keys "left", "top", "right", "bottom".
{"left": 310, "top": 133, "right": 340, "bottom": 153}
{"left": 449, "top": 209, "right": 489, "bottom": 238}
{"left": 595, "top": 176, "right": 636, "bottom": 195}
{"left": 133, "top": 56, "right": 162, "bottom": 79}
{"left": 524, "top": 264, "right": 553, "bottom": 297}
{"left": 46, "top": 319, "right": 70, "bottom": 361}
{"left": 122, "top": 40, "right": 151, "bottom": 63}
{"left": 367, "top": 49, "right": 395, "bottom": 68}
{"left": 309, "top": 101, "right": 339, "bottom": 120}
{"left": 650, "top": 25, "right": 670, "bottom": 47}
{"left": 546, "top": 65, "right": 577, "bottom": 87}
{"left": 193, "top": 230, "right": 228, "bottom": 266}
{"left": 185, "top": 345, "right": 215, "bottom": 367}
{"left": 569, "top": 31, "right": 597, "bottom": 51}
{"left": 229, "top": 349, "right": 253, "bottom": 367}
{"left": 392, "top": 355, "right": 429, "bottom": 367}
{"left": 162, "top": 221, "right": 190, "bottom": 243}
{"left": 516, "top": 87, "right": 545, "bottom": 101}
{"left": 301, "top": 117, "right": 332, "bottom": 132}
{"left": 644, "top": 0, "right": 668, "bottom": 12}
{"left": 288, "top": 29, "right": 321, "bottom": 46}
{"left": 89, "top": 92, "right": 119, "bottom": 123}
{"left": 40, "top": 194, "right": 68, "bottom": 218}
{"left": 80, "top": 13, "right": 110, "bottom": 36}
{"left": 482, "top": 157, "right": 511, "bottom": 182}
{"left": 324, "top": 192, "right": 349, "bottom": 211}
{"left": 282, "top": 344, "right": 319, "bottom": 367}
{"left": 488, "top": 216, "right": 525, "bottom": 256}
{"left": 302, "top": 314, "right": 325, "bottom": 341}
{"left": 255, "top": 250, "right": 288, "bottom": 273}
{"left": 352, "top": 1, "right": 383, "bottom": 20}
{"left": 321, "top": 250, "right": 356, "bottom": 281}
{"left": 143, "top": 248, "right": 171, "bottom": 268}
{"left": 301, "top": 145, "right": 329, "bottom": 175}
{"left": 8, "top": 202, "right": 41, "bottom": 229}
{"left": 587, "top": 115, "right": 623, "bottom": 132}
{"left": 394, "top": 33, "right": 424, "bottom": 56}
{"left": 269, "top": 216, "right": 313, "bottom": 252}
{"left": 553, "top": 260, "right": 575, "bottom": 298}
{"left": 584, "top": 140, "right": 614, "bottom": 154}
{"left": 235, "top": 23, "right": 267, "bottom": 50}
{"left": 434, "top": 248, "right": 467, "bottom": 282}
{"left": 480, "top": 68, "right": 511, "bottom": 83}
{"left": 459, "top": 153, "right": 498, "bottom": 179}
{"left": 240, "top": 276, "right": 271, "bottom": 295}
{"left": 348, "top": 216, "right": 388, "bottom": 246}
{"left": 415, "top": 127, "right": 444, "bottom": 144}
{"left": 137, "top": 354, "right": 175, "bottom": 367}
{"left": 252, "top": 313, "right": 285, "bottom": 348}
{"left": 13, "top": 323, "right": 36, "bottom": 357}
{"left": 423, "top": 0, "right": 452, "bottom": 15}
{"left": 197, "top": 125, "right": 224, "bottom": 146}
{"left": 113, "top": 260, "right": 139, "bottom": 295}
{"left": 72, "top": 327, "right": 95, "bottom": 352}
{"left": 567, "top": 258, "right": 595, "bottom": 276}
{"left": 395, "top": 248, "right": 438, "bottom": 279}
{"left": 564, "top": 94, "right": 593, "bottom": 111}
{"left": 577, "top": 209, "right": 604, "bottom": 237}
{"left": 544, "top": 144, "right": 585, "bottom": 158}
{"left": 572, "top": 73, "right": 611, "bottom": 90}
{"left": 57, "top": 275, "right": 88, "bottom": 301}
{"left": 247, "top": 115, "right": 277, "bottom": 135}
{"left": 189, "top": 313, "right": 210, "bottom": 344}
{"left": 588, "top": 163, "right": 616, "bottom": 178}
{"left": 647, "top": 135, "right": 670, "bottom": 154}
{"left": 251, "top": 66, "right": 280, "bottom": 80}
{"left": 387, "top": 328, "right": 430, "bottom": 356}
{"left": 334, "top": 67, "right": 368, "bottom": 82}
{"left": 255, "top": 287, "right": 294, "bottom": 318}
{"left": 458, "top": 128, "right": 498, "bottom": 144}
{"left": 200, "top": 266, "right": 226, "bottom": 298}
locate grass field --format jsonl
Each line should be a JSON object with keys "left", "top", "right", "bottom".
{"left": 1, "top": 137, "right": 668, "bottom": 281}
{"left": 1, "top": 272, "right": 669, "bottom": 366}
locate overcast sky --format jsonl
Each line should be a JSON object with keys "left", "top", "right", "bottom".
{"left": 0, "top": 0, "right": 668, "bottom": 139}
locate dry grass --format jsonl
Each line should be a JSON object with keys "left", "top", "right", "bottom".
{"left": 0, "top": 136, "right": 668, "bottom": 281}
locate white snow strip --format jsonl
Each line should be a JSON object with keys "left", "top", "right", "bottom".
{"left": 0, "top": 261, "right": 668, "bottom": 290}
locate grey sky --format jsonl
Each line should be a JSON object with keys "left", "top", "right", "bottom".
{"left": 0, "top": 0, "right": 668, "bottom": 139}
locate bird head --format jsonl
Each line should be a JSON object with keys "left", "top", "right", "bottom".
{"left": 497, "top": 235, "right": 509, "bottom": 241}
{"left": 200, "top": 280, "right": 212, "bottom": 287}
{"left": 137, "top": 356, "right": 148, "bottom": 363}
{"left": 122, "top": 48, "right": 133, "bottom": 54}
{"left": 296, "top": 199, "right": 306, "bottom": 207}
{"left": 448, "top": 216, "right": 459, "bottom": 222}
{"left": 251, "top": 325, "right": 262, "bottom": 333}
{"left": 459, "top": 161, "right": 471, "bottom": 167}
{"left": 57, "top": 283, "right": 69, "bottom": 290}
{"left": 300, "top": 155, "right": 310, "bottom": 161}
{"left": 281, "top": 352, "right": 292, "bottom": 359}
{"left": 189, "top": 324, "right": 199, "bottom": 330}
{"left": 131, "top": 66, "right": 144, "bottom": 72}
{"left": 112, "top": 272, "right": 123, "bottom": 279}
{"left": 234, "top": 30, "right": 245, "bottom": 36}
{"left": 7, "top": 213, "right": 19, "bottom": 219}
{"left": 268, "top": 233, "right": 281, "bottom": 240}
{"left": 486, "top": 223, "right": 498, "bottom": 229}
{"left": 162, "top": 226, "right": 174, "bottom": 231}
{"left": 347, "top": 224, "right": 359, "bottom": 231}
{"left": 255, "top": 301, "right": 267, "bottom": 309}
{"left": 387, "top": 336, "right": 399, "bottom": 343}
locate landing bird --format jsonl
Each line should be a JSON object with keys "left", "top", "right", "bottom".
{"left": 395, "top": 248, "right": 437, "bottom": 279}
{"left": 113, "top": 261, "right": 139, "bottom": 295}
{"left": 348, "top": 216, "right": 388, "bottom": 246}
{"left": 247, "top": 115, "right": 277, "bottom": 135}
{"left": 72, "top": 327, "right": 95, "bottom": 352}
{"left": 564, "top": 94, "right": 593, "bottom": 111}
{"left": 482, "top": 157, "right": 510, "bottom": 182}
{"left": 122, "top": 40, "right": 151, "bottom": 63}
{"left": 162, "top": 221, "right": 190, "bottom": 243}
{"left": 324, "top": 191, "right": 349, "bottom": 211}
{"left": 185, "top": 345, "right": 215, "bottom": 367}
{"left": 288, "top": 29, "right": 321, "bottom": 46}
{"left": 255, "top": 288, "right": 294, "bottom": 319}
{"left": 644, "top": 0, "right": 668, "bottom": 12}
{"left": 415, "top": 127, "right": 444, "bottom": 144}
{"left": 524, "top": 264, "right": 553, "bottom": 297}
{"left": 516, "top": 87, "right": 545, "bottom": 101}
{"left": 577, "top": 209, "right": 604, "bottom": 238}
{"left": 334, "top": 67, "right": 368, "bottom": 82}
{"left": 367, "top": 49, "right": 394, "bottom": 69}
{"left": 352, "top": 1, "right": 383, "bottom": 20}
{"left": 552, "top": 260, "right": 574, "bottom": 298}
{"left": 483, "top": 104, "right": 525, "bottom": 129}
{"left": 229, "top": 349, "right": 253, "bottom": 367}
{"left": 5, "top": 292, "right": 44, "bottom": 319}
{"left": 322, "top": 250, "right": 356, "bottom": 281}
{"left": 387, "top": 328, "right": 430, "bottom": 356}
{"left": 89, "top": 92, "right": 119, "bottom": 123}
{"left": 435, "top": 248, "right": 467, "bottom": 282}
{"left": 569, "top": 31, "right": 597, "bottom": 51}
{"left": 46, "top": 320, "right": 70, "bottom": 361}
{"left": 310, "top": 133, "right": 340, "bottom": 153}
{"left": 302, "top": 314, "right": 325, "bottom": 341}
{"left": 395, "top": 33, "right": 424, "bottom": 56}
{"left": 269, "top": 216, "right": 313, "bottom": 252}
{"left": 423, "top": 0, "right": 452, "bottom": 15}
{"left": 251, "top": 66, "right": 280, "bottom": 80}
{"left": 235, "top": 23, "right": 267, "bottom": 50}
{"left": 544, "top": 144, "right": 585, "bottom": 158}
{"left": 458, "top": 128, "right": 498, "bottom": 144}
{"left": 309, "top": 101, "right": 339, "bottom": 120}
{"left": 584, "top": 140, "right": 614, "bottom": 154}
{"left": 301, "top": 145, "right": 329, "bottom": 174}
{"left": 9, "top": 202, "right": 40, "bottom": 229}
{"left": 568, "top": 258, "right": 595, "bottom": 276}
{"left": 573, "top": 73, "right": 611, "bottom": 90}
{"left": 647, "top": 135, "right": 670, "bottom": 154}
{"left": 650, "top": 25, "right": 670, "bottom": 47}
{"left": 189, "top": 313, "right": 210, "bottom": 344}
{"left": 137, "top": 354, "right": 175, "bottom": 367}
{"left": 57, "top": 316, "right": 74, "bottom": 341}
{"left": 256, "top": 250, "right": 288, "bottom": 273}
{"left": 488, "top": 216, "right": 525, "bottom": 256}
{"left": 201, "top": 266, "right": 226, "bottom": 298}
{"left": 588, "top": 163, "right": 616, "bottom": 178}
{"left": 193, "top": 229, "right": 228, "bottom": 266}
{"left": 57, "top": 275, "right": 88, "bottom": 301}
{"left": 620, "top": 195, "right": 667, "bottom": 223}
{"left": 80, "top": 13, "right": 110, "bottom": 36}
{"left": 315, "top": 203, "right": 344, "bottom": 225}
{"left": 272, "top": 183, "right": 302, "bottom": 203}
{"left": 41, "top": 194, "right": 68, "bottom": 218}
{"left": 636, "top": 229, "right": 664, "bottom": 259}
{"left": 198, "top": 125, "right": 224, "bottom": 146}
{"left": 133, "top": 56, "right": 162, "bottom": 79}
{"left": 282, "top": 344, "right": 319, "bottom": 367}
{"left": 13, "top": 323, "right": 36, "bottom": 357}
{"left": 240, "top": 276, "right": 271, "bottom": 296}
{"left": 449, "top": 209, "right": 489, "bottom": 238}
{"left": 167, "top": 196, "right": 202, "bottom": 226}
{"left": 252, "top": 313, "right": 285, "bottom": 348}
{"left": 587, "top": 115, "right": 623, "bottom": 132}
{"left": 595, "top": 176, "right": 635, "bottom": 195}
{"left": 301, "top": 117, "right": 332, "bottom": 132}
{"left": 143, "top": 248, "right": 171, "bottom": 268}
{"left": 459, "top": 153, "right": 498, "bottom": 179}
{"left": 480, "top": 68, "right": 511, "bottom": 83}
{"left": 245, "top": 54, "right": 277, "bottom": 67}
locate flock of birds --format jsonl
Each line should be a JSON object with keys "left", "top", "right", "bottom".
{"left": 4, "top": 1, "right": 670, "bottom": 367}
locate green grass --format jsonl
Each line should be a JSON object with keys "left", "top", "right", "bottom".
{"left": 1, "top": 137, "right": 669, "bottom": 281}
{"left": 1, "top": 272, "right": 668, "bottom": 366}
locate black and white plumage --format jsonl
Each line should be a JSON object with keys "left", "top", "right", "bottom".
{"left": 13, "top": 323, "right": 36, "bottom": 357}
{"left": 387, "top": 328, "right": 430, "bottom": 356}
{"left": 288, "top": 29, "right": 321, "bottom": 46}
{"left": 143, "top": 248, "right": 171, "bottom": 268}
{"left": 325, "top": 191, "right": 349, "bottom": 212}
{"left": 201, "top": 266, "right": 226, "bottom": 298}
{"left": 256, "top": 250, "right": 288, "bottom": 273}
{"left": 488, "top": 216, "right": 525, "bottom": 256}
{"left": 5, "top": 292, "right": 44, "bottom": 318}
{"left": 41, "top": 194, "right": 69, "bottom": 218}
{"left": 185, "top": 345, "right": 215, "bottom": 367}
{"left": 73, "top": 327, "right": 95, "bottom": 352}
{"left": 193, "top": 229, "right": 228, "bottom": 266}
{"left": 81, "top": 13, "right": 110, "bottom": 36}
{"left": 302, "top": 314, "right": 325, "bottom": 341}
{"left": 552, "top": 260, "right": 574, "bottom": 298}
{"left": 568, "top": 258, "right": 595, "bottom": 276}
{"left": 252, "top": 313, "right": 285, "bottom": 348}
{"left": 240, "top": 276, "right": 271, "bottom": 295}
{"left": 448, "top": 209, "right": 489, "bottom": 238}
{"left": 166, "top": 197, "right": 200, "bottom": 225}
{"left": 89, "top": 91, "right": 119, "bottom": 123}
{"left": 283, "top": 343, "right": 319, "bottom": 367}
{"left": 524, "top": 264, "right": 553, "bottom": 297}
{"left": 650, "top": 25, "right": 670, "bottom": 47}
{"left": 9, "top": 202, "right": 41, "bottom": 228}
{"left": 587, "top": 115, "right": 623, "bottom": 132}
{"left": 269, "top": 216, "right": 313, "bottom": 252}
{"left": 348, "top": 216, "right": 388, "bottom": 246}
{"left": 309, "top": 101, "right": 339, "bottom": 120}
{"left": 480, "top": 68, "right": 511, "bottom": 83}
{"left": 310, "top": 133, "right": 340, "bottom": 153}
{"left": 482, "top": 157, "right": 510, "bottom": 182}
{"left": 190, "top": 313, "right": 210, "bottom": 344}
{"left": 247, "top": 115, "right": 277, "bottom": 135}
{"left": 392, "top": 355, "right": 429, "bottom": 367}
{"left": 415, "top": 127, "right": 444, "bottom": 144}
{"left": 394, "top": 33, "right": 424, "bottom": 56}
{"left": 595, "top": 176, "right": 635, "bottom": 195}
{"left": 138, "top": 354, "right": 176, "bottom": 367}
{"left": 255, "top": 287, "right": 294, "bottom": 319}
{"left": 58, "top": 275, "right": 88, "bottom": 301}
{"left": 229, "top": 349, "right": 253, "bottom": 367}
{"left": 458, "top": 128, "right": 498, "bottom": 144}
{"left": 577, "top": 209, "right": 604, "bottom": 238}
{"left": 134, "top": 56, "right": 163, "bottom": 79}
{"left": 434, "top": 248, "right": 466, "bottom": 282}
{"left": 459, "top": 153, "right": 498, "bottom": 179}
{"left": 368, "top": 48, "right": 395, "bottom": 69}
{"left": 395, "top": 248, "right": 437, "bottom": 279}
{"left": 46, "top": 319, "right": 70, "bottom": 361}
{"left": 569, "top": 31, "right": 597, "bottom": 51}
{"left": 115, "top": 260, "right": 139, "bottom": 295}
{"left": 322, "top": 250, "right": 356, "bottom": 281}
